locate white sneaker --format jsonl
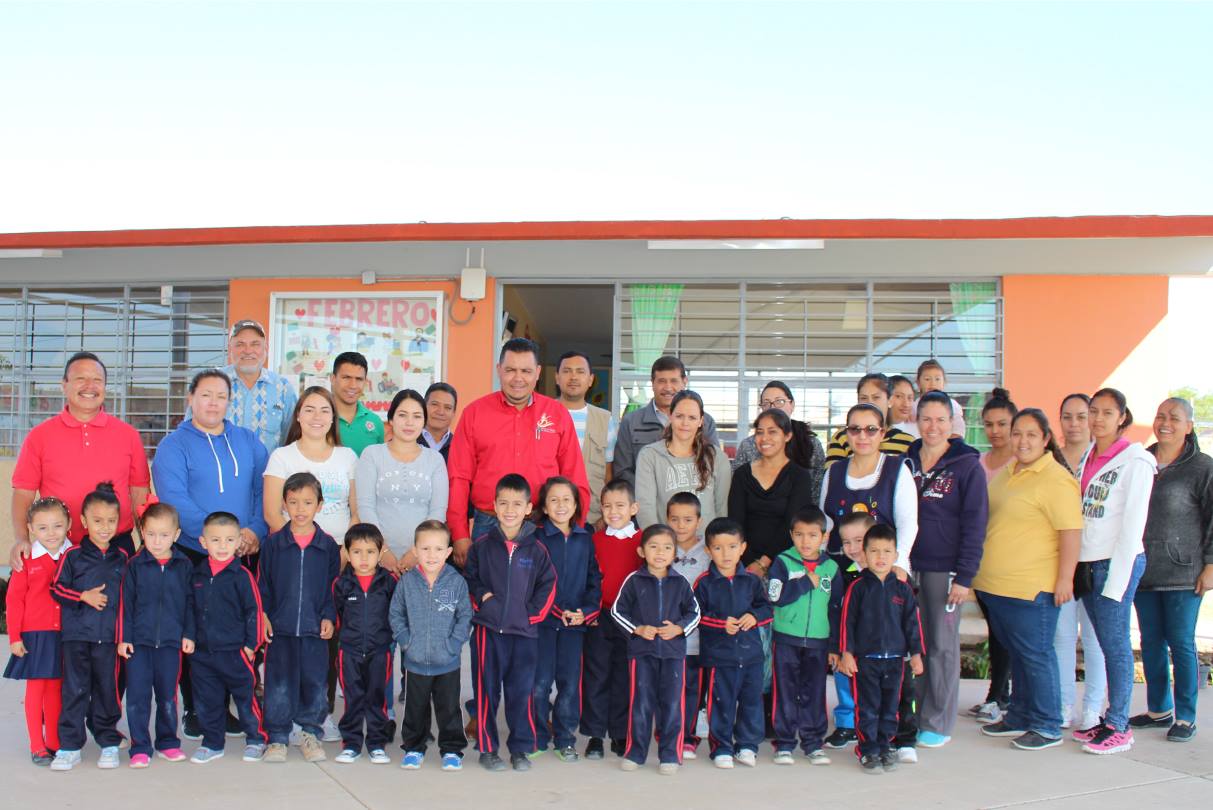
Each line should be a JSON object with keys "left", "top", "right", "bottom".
{"left": 1061, "top": 704, "right": 1074, "bottom": 729}
{"left": 773, "top": 750, "right": 795, "bottom": 765}
{"left": 972, "top": 702, "right": 1003, "bottom": 723}
{"left": 51, "top": 749, "right": 82, "bottom": 771}
{"left": 735, "top": 749, "right": 757, "bottom": 767}
{"left": 369, "top": 749, "right": 391, "bottom": 765}
{"left": 695, "top": 708, "right": 709, "bottom": 739}
{"left": 896, "top": 747, "right": 918, "bottom": 764}
{"left": 321, "top": 715, "right": 342, "bottom": 743}
{"left": 714, "top": 754, "right": 735, "bottom": 769}
{"left": 97, "top": 747, "right": 120, "bottom": 769}
{"left": 335, "top": 749, "right": 360, "bottom": 764}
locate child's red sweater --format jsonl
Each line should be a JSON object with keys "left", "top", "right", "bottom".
{"left": 6, "top": 549, "right": 63, "bottom": 641}
{"left": 592, "top": 526, "right": 642, "bottom": 608}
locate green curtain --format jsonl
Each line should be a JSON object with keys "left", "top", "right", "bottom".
{"left": 948, "top": 281, "right": 997, "bottom": 446}
{"left": 625, "top": 283, "right": 683, "bottom": 414}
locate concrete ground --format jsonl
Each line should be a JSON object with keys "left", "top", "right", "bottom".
{"left": 2, "top": 638, "right": 1210, "bottom": 810}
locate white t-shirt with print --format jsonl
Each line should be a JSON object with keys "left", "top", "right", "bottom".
{"left": 265, "top": 442, "right": 358, "bottom": 539}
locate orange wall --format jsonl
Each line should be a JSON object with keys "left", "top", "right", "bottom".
{"left": 228, "top": 277, "right": 497, "bottom": 425}
{"left": 1003, "top": 275, "right": 1169, "bottom": 443}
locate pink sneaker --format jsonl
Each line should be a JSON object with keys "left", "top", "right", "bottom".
{"left": 129, "top": 753, "right": 151, "bottom": 769}
{"left": 1082, "top": 726, "right": 1134, "bottom": 755}
{"left": 157, "top": 748, "right": 187, "bottom": 762}
{"left": 1071, "top": 723, "right": 1105, "bottom": 743}
{"left": 681, "top": 743, "right": 697, "bottom": 760}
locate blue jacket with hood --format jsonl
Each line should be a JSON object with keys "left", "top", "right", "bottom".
{"left": 151, "top": 418, "right": 269, "bottom": 553}
{"left": 904, "top": 437, "right": 988, "bottom": 587}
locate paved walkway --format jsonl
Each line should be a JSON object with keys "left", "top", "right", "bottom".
{"left": 1, "top": 640, "right": 1209, "bottom": 809}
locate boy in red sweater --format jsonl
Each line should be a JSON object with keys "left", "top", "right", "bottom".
{"left": 580, "top": 478, "right": 641, "bottom": 760}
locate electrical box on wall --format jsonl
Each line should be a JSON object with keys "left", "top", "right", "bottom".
{"left": 460, "top": 266, "right": 486, "bottom": 301}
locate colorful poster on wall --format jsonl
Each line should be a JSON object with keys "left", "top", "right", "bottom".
{"left": 269, "top": 292, "right": 444, "bottom": 418}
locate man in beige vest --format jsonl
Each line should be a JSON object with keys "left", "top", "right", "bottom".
{"left": 555, "top": 350, "right": 617, "bottom": 527}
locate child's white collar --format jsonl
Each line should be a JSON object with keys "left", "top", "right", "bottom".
{"left": 31, "top": 540, "right": 66, "bottom": 561}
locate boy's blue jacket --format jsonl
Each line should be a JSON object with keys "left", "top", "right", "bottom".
{"left": 332, "top": 566, "right": 397, "bottom": 655}
{"left": 390, "top": 564, "right": 473, "bottom": 676}
{"left": 257, "top": 525, "right": 341, "bottom": 638}
{"left": 905, "top": 437, "right": 988, "bottom": 586}
{"left": 536, "top": 521, "right": 603, "bottom": 631}
{"left": 611, "top": 566, "right": 701, "bottom": 660}
{"left": 189, "top": 558, "right": 263, "bottom": 653}
{"left": 51, "top": 536, "right": 129, "bottom": 643}
{"left": 692, "top": 564, "right": 772, "bottom": 667}
{"left": 119, "top": 546, "right": 196, "bottom": 648}
{"left": 463, "top": 523, "right": 557, "bottom": 639}
{"left": 150, "top": 419, "right": 269, "bottom": 554}
{"left": 839, "top": 569, "right": 924, "bottom": 659}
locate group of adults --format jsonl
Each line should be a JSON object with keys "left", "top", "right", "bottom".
{"left": 9, "top": 320, "right": 1212, "bottom": 752}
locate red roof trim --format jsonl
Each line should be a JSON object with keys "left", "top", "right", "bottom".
{"left": 2, "top": 216, "right": 1213, "bottom": 249}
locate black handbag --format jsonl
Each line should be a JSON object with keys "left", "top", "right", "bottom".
{"left": 1072, "top": 561, "right": 1094, "bottom": 598}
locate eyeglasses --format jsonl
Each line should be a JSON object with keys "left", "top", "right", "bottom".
{"left": 760, "top": 397, "right": 790, "bottom": 410}
{"left": 845, "top": 425, "right": 882, "bottom": 436}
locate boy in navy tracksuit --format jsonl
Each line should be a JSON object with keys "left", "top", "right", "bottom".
{"left": 186, "top": 511, "right": 268, "bottom": 763}
{"left": 824, "top": 512, "right": 873, "bottom": 749}
{"left": 118, "top": 502, "right": 196, "bottom": 765}
{"left": 533, "top": 476, "right": 603, "bottom": 761}
{"left": 667, "top": 492, "right": 710, "bottom": 759}
{"left": 464, "top": 474, "right": 557, "bottom": 772}
{"left": 838, "top": 525, "right": 924, "bottom": 774}
{"left": 611, "top": 524, "right": 701, "bottom": 774}
{"left": 693, "top": 518, "right": 772, "bottom": 768}
{"left": 332, "top": 524, "right": 398, "bottom": 764}
{"left": 50, "top": 483, "right": 130, "bottom": 770}
{"left": 258, "top": 472, "right": 341, "bottom": 762}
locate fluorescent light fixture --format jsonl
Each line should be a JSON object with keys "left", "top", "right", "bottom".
{"left": 0, "top": 249, "right": 63, "bottom": 258}
{"left": 647, "top": 239, "right": 824, "bottom": 250}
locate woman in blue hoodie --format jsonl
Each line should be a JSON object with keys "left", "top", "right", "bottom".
{"left": 905, "top": 391, "right": 988, "bottom": 748}
{"left": 151, "top": 368, "right": 269, "bottom": 736}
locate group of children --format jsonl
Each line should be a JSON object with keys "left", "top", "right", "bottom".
{"left": 5, "top": 471, "right": 925, "bottom": 777}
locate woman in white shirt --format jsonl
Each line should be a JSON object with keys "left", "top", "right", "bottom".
{"left": 263, "top": 386, "right": 359, "bottom": 540}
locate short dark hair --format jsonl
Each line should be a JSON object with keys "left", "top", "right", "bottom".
{"left": 555, "top": 350, "right": 593, "bottom": 373}
{"left": 424, "top": 381, "right": 458, "bottom": 409}
{"left": 789, "top": 506, "right": 827, "bottom": 533}
{"left": 414, "top": 519, "right": 451, "bottom": 547}
{"left": 538, "top": 476, "right": 584, "bottom": 527}
{"left": 63, "top": 351, "right": 106, "bottom": 381}
{"left": 838, "top": 512, "right": 877, "bottom": 534}
{"left": 139, "top": 502, "right": 180, "bottom": 531}
{"left": 499, "top": 337, "right": 540, "bottom": 365}
{"left": 333, "top": 351, "right": 368, "bottom": 375}
{"left": 189, "top": 368, "right": 232, "bottom": 395}
{"left": 666, "top": 491, "right": 701, "bottom": 517}
{"left": 863, "top": 523, "right": 897, "bottom": 550}
{"left": 704, "top": 517, "right": 744, "bottom": 545}
{"left": 495, "top": 473, "right": 532, "bottom": 502}
{"left": 650, "top": 355, "right": 687, "bottom": 380}
{"left": 344, "top": 522, "right": 384, "bottom": 551}
{"left": 601, "top": 477, "right": 635, "bottom": 503}
{"left": 283, "top": 471, "right": 324, "bottom": 502}
{"left": 202, "top": 511, "right": 241, "bottom": 531}
{"left": 640, "top": 523, "right": 676, "bottom": 548}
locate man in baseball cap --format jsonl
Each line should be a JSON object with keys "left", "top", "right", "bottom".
{"left": 223, "top": 318, "right": 297, "bottom": 452}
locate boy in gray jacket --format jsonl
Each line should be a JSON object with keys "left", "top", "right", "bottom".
{"left": 389, "top": 520, "right": 473, "bottom": 771}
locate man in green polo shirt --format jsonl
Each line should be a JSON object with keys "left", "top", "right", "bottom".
{"left": 331, "top": 351, "right": 384, "bottom": 455}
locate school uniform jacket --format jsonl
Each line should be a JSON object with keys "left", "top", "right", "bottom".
{"left": 189, "top": 558, "right": 263, "bottom": 653}
{"left": 464, "top": 523, "right": 557, "bottom": 638}
{"left": 611, "top": 566, "right": 701, "bottom": 659}
{"left": 692, "top": 565, "right": 773, "bottom": 668}
{"left": 257, "top": 525, "right": 341, "bottom": 638}
{"left": 536, "top": 521, "right": 603, "bottom": 631}
{"left": 51, "top": 536, "right": 128, "bottom": 643}
{"left": 120, "top": 546, "right": 196, "bottom": 648}
{"left": 332, "top": 566, "right": 397, "bottom": 655}
{"left": 6, "top": 544, "right": 62, "bottom": 640}
{"left": 839, "top": 569, "right": 924, "bottom": 659}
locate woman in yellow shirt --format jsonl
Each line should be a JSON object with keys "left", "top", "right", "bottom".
{"left": 972, "top": 408, "right": 1084, "bottom": 751}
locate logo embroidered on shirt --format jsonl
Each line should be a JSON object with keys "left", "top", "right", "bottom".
{"left": 535, "top": 413, "right": 555, "bottom": 441}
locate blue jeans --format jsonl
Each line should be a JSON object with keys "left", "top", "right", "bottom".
{"left": 977, "top": 590, "right": 1062, "bottom": 739}
{"left": 1134, "top": 588, "right": 1204, "bottom": 724}
{"left": 1080, "top": 554, "right": 1147, "bottom": 732}
{"left": 833, "top": 671, "right": 855, "bottom": 729}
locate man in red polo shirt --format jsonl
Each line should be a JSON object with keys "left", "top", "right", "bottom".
{"left": 446, "top": 338, "right": 590, "bottom": 565}
{"left": 9, "top": 352, "right": 150, "bottom": 569}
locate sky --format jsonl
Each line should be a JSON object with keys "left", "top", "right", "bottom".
{"left": 2, "top": 0, "right": 1213, "bottom": 232}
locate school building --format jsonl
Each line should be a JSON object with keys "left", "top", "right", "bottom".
{"left": 0, "top": 215, "right": 1210, "bottom": 522}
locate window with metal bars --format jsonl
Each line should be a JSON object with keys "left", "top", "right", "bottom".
{"left": 0, "top": 286, "right": 229, "bottom": 458}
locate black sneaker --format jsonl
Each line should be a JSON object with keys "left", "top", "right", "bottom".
{"left": 859, "top": 753, "right": 883, "bottom": 774}
{"left": 1128, "top": 711, "right": 1173, "bottom": 729}
{"left": 478, "top": 752, "right": 507, "bottom": 772}
{"left": 225, "top": 710, "right": 243, "bottom": 737}
{"left": 585, "top": 737, "right": 605, "bottom": 760}
{"left": 31, "top": 750, "right": 54, "bottom": 766}
{"left": 1166, "top": 722, "right": 1196, "bottom": 742}
{"left": 981, "top": 720, "right": 1026, "bottom": 737}
{"left": 510, "top": 752, "right": 531, "bottom": 772}
{"left": 1011, "top": 731, "right": 1063, "bottom": 751}
{"left": 879, "top": 750, "right": 898, "bottom": 772}
{"left": 609, "top": 738, "right": 626, "bottom": 758}
{"left": 824, "top": 727, "right": 857, "bottom": 748}
{"left": 182, "top": 712, "right": 203, "bottom": 740}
